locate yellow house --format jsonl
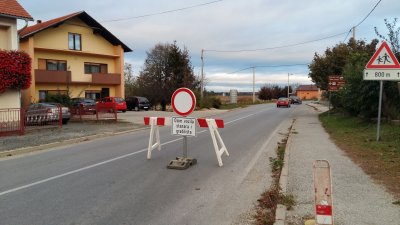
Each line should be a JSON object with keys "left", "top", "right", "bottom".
{"left": 19, "top": 11, "right": 132, "bottom": 106}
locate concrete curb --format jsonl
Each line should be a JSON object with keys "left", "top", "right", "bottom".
{"left": 0, "top": 126, "right": 149, "bottom": 159}
{"left": 274, "top": 118, "right": 296, "bottom": 225}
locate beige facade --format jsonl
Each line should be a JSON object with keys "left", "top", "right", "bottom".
{"left": 0, "top": 17, "right": 18, "bottom": 50}
{"left": 19, "top": 12, "right": 131, "bottom": 106}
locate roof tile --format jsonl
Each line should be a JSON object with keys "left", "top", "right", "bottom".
{"left": 0, "top": 0, "right": 32, "bottom": 20}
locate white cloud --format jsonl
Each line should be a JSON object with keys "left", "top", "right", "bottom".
{"left": 18, "top": 0, "right": 400, "bottom": 92}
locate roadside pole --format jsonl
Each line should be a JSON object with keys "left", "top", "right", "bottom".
{"left": 376, "top": 80, "right": 383, "bottom": 141}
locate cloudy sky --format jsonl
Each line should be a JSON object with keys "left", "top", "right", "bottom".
{"left": 18, "top": 0, "right": 400, "bottom": 92}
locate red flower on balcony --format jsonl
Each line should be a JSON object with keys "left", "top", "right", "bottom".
{"left": 0, "top": 50, "right": 32, "bottom": 94}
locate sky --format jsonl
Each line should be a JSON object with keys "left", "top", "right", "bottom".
{"left": 17, "top": 0, "right": 400, "bottom": 92}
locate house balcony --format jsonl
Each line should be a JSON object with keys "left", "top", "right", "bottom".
{"left": 35, "top": 70, "right": 71, "bottom": 84}
{"left": 34, "top": 70, "right": 121, "bottom": 85}
{"left": 91, "top": 73, "right": 121, "bottom": 85}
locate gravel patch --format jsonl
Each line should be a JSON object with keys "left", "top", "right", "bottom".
{"left": 0, "top": 120, "right": 144, "bottom": 152}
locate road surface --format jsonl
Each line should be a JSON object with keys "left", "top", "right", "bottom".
{"left": 0, "top": 103, "right": 297, "bottom": 225}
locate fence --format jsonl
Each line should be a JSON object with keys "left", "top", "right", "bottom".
{"left": 70, "top": 104, "right": 117, "bottom": 121}
{"left": 0, "top": 108, "right": 24, "bottom": 136}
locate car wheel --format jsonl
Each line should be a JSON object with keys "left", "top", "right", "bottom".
{"left": 122, "top": 110, "right": 126, "bottom": 113}
{"left": 134, "top": 106, "right": 139, "bottom": 111}
{"left": 62, "top": 119, "right": 69, "bottom": 124}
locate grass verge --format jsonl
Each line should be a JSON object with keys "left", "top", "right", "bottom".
{"left": 319, "top": 111, "right": 400, "bottom": 200}
{"left": 254, "top": 127, "right": 296, "bottom": 225}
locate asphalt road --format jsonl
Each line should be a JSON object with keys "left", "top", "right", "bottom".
{"left": 0, "top": 103, "right": 298, "bottom": 225}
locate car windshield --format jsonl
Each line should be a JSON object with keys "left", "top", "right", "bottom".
{"left": 115, "top": 97, "right": 124, "bottom": 103}
{"left": 138, "top": 97, "right": 149, "bottom": 103}
{"left": 278, "top": 98, "right": 288, "bottom": 101}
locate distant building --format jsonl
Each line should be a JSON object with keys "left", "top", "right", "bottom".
{"left": 296, "top": 84, "right": 320, "bottom": 100}
{"left": 0, "top": 0, "right": 33, "bottom": 108}
{"left": 19, "top": 11, "right": 132, "bottom": 106}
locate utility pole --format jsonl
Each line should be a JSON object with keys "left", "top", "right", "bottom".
{"left": 352, "top": 26, "right": 356, "bottom": 40}
{"left": 201, "top": 49, "right": 204, "bottom": 99}
{"left": 287, "top": 73, "right": 290, "bottom": 98}
{"left": 252, "top": 67, "right": 255, "bottom": 103}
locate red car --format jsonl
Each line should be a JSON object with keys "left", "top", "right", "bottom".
{"left": 276, "top": 97, "right": 291, "bottom": 108}
{"left": 97, "top": 97, "right": 127, "bottom": 112}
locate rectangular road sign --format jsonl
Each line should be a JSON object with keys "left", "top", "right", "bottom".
{"left": 171, "top": 117, "right": 196, "bottom": 136}
{"left": 364, "top": 69, "right": 400, "bottom": 81}
{"left": 328, "top": 75, "right": 345, "bottom": 91}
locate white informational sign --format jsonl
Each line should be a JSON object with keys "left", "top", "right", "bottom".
{"left": 171, "top": 117, "right": 196, "bottom": 137}
{"left": 363, "top": 69, "right": 400, "bottom": 81}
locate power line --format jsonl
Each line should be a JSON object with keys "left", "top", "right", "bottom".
{"left": 204, "top": 32, "right": 348, "bottom": 53}
{"left": 101, "top": 0, "right": 223, "bottom": 23}
{"left": 204, "top": 0, "right": 382, "bottom": 53}
{"left": 354, "top": 0, "right": 382, "bottom": 28}
{"left": 228, "top": 63, "right": 310, "bottom": 74}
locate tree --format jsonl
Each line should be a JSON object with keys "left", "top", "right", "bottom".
{"left": 0, "top": 50, "right": 32, "bottom": 93}
{"left": 308, "top": 38, "right": 378, "bottom": 90}
{"left": 124, "top": 63, "right": 137, "bottom": 97}
{"left": 137, "top": 41, "right": 199, "bottom": 106}
{"left": 374, "top": 18, "right": 400, "bottom": 119}
{"left": 375, "top": 18, "right": 400, "bottom": 58}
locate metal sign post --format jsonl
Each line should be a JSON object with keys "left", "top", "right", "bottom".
{"left": 377, "top": 80, "right": 383, "bottom": 141}
{"left": 168, "top": 88, "right": 197, "bottom": 170}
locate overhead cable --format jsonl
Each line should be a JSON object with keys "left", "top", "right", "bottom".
{"left": 101, "top": 0, "right": 223, "bottom": 23}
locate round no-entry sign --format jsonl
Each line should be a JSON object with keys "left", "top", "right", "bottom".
{"left": 171, "top": 88, "right": 196, "bottom": 117}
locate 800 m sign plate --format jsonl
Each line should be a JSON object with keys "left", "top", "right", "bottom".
{"left": 363, "top": 69, "right": 400, "bottom": 81}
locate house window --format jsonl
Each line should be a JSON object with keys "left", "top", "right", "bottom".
{"left": 68, "top": 33, "right": 81, "bottom": 50}
{"left": 84, "top": 63, "right": 108, "bottom": 74}
{"left": 38, "top": 59, "right": 67, "bottom": 71}
{"left": 46, "top": 60, "right": 67, "bottom": 71}
{"left": 38, "top": 90, "right": 68, "bottom": 102}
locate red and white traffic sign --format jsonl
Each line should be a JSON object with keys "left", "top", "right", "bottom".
{"left": 171, "top": 88, "right": 196, "bottom": 117}
{"left": 366, "top": 41, "right": 400, "bottom": 69}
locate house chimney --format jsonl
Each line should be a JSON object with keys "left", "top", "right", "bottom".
{"left": 37, "top": 20, "right": 42, "bottom": 24}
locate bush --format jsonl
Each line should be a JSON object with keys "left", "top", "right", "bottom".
{"left": 45, "top": 93, "right": 72, "bottom": 106}
{"left": 211, "top": 97, "right": 221, "bottom": 109}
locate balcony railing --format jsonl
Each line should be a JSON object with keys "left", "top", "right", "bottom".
{"left": 34, "top": 70, "right": 121, "bottom": 85}
{"left": 35, "top": 70, "right": 71, "bottom": 84}
{"left": 92, "top": 73, "right": 121, "bottom": 85}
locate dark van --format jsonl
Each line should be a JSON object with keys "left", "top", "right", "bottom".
{"left": 126, "top": 96, "right": 150, "bottom": 111}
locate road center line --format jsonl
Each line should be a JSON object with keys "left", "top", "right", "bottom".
{"left": 0, "top": 108, "right": 267, "bottom": 197}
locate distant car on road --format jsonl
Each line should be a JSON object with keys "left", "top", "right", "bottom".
{"left": 96, "top": 97, "right": 127, "bottom": 112}
{"left": 125, "top": 96, "right": 151, "bottom": 111}
{"left": 25, "top": 102, "right": 71, "bottom": 125}
{"left": 71, "top": 98, "right": 96, "bottom": 114}
{"left": 276, "top": 97, "right": 291, "bottom": 108}
{"left": 289, "top": 96, "right": 302, "bottom": 104}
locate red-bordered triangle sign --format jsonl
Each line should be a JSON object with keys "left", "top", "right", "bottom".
{"left": 366, "top": 41, "right": 400, "bottom": 69}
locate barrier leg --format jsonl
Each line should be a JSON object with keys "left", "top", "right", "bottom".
{"left": 147, "top": 119, "right": 161, "bottom": 159}
{"left": 207, "top": 119, "right": 229, "bottom": 166}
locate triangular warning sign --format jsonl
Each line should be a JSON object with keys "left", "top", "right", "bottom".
{"left": 366, "top": 41, "right": 400, "bottom": 69}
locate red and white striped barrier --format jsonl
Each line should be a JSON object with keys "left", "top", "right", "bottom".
{"left": 197, "top": 118, "right": 229, "bottom": 166}
{"left": 144, "top": 116, "right": 229, "bottom": 167}
{"left": 144, "top": 116, "right": 171, "bottom": 159}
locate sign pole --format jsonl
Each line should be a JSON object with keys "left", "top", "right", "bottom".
{"left": 328, "top": 91, "right": 331, "bottom": 117}
{"left": 183, "top": 136, "right": 188, "bottom": 158}
{"left": 377, "top": 80, "right": 383, "bottom": 141}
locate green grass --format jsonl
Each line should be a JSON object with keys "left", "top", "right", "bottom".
{"left": 319, "top": 111, "right": 400, "bottom": 198}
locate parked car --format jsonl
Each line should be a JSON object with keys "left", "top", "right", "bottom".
{"left": 276, "top": 97, "right": 291, "bottom": 108}
{"left": 125, "top": 96, "right": 151, "bottom": 111}
{"left": 25, "top": 102, "right": 71, "bottom": 125}
{"left": 71, "top": 98, "right": 96, "bottom": 114}
{"left": 289, "top": 96, "right": 302, "bottom": 104}
{"left": 96, "top": 97, "right": 127, "bottom": 112}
